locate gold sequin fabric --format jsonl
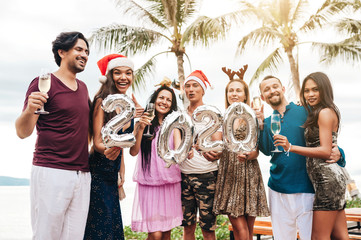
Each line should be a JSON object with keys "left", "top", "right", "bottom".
{"left": 305, "top": 126, "right": 347, "bottom": 210}
{"left": 213, "top": 125, "right": 270, "bottom": 217}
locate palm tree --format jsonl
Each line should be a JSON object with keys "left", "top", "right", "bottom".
{"left": 233, "top": 0, "right": 361, "bottom": 97}
{"left": 90, "top": 0, "right": 233, "bottom": 104}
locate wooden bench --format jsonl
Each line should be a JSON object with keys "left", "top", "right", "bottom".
{"left": 229, "top": 217, "right": 300, "bottom": 240}
{"left": 346, "top": 208, "right": 361, "bottom": 240}
{"left": 228, "top": 212, "right": 361, "bottom": 240}
{"left": 349, "top": 234, "right": 361, "bottom": 240}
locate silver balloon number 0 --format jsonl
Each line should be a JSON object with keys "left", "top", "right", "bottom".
{"left": 223, "top": 102, "right": 259, "bottom": 153}
{"left": 101, "top": 94, "right": 136, "bottom": 148}
{"left": 192, "top": 105, "right": 223, "bottom": 152}
{"left": 157, "top": 111, "right": 194, "bottom": 167}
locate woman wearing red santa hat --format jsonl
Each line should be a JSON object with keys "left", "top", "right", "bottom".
{"left": 84, "top": 54, "right": 143, "bottom": 240}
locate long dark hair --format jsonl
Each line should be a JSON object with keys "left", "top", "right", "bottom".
{"left": 52, "top": 31, "right": 89, "bottom": 66}
{"left": 140, "top": 85, "right": 178, "bottom": 173}
{"left": 89, "top": 69, "right": 134, "bottom": 139}
{"left": 300, "top": 72, "right": 340, "bottom": 131}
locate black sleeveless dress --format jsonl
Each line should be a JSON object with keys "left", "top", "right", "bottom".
{"left": 84, "top": 120, "right": 134, "bottom": 240}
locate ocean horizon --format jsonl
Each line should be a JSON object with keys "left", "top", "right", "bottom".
{"left": 0, "top": 185, "right": 136, "bottom": 240}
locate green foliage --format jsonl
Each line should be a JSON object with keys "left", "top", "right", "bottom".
{"left": 91, "top": 0, "right": 231, "bottom": 91}
{"left": 347, "top": 198, "right": 361, "bottom": 208}
{"left": 124, "top": 226, "right": 147, "bottom": 239}
{"left": 234, "top": 0, "right": 361, "bottom": 96}
{"left": 124, "top": 215, "right": 231, "bottom": 239}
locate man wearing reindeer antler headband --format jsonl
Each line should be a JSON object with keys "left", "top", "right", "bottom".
{"left": 180, "top": 70, "right": 221, "bottom": 240}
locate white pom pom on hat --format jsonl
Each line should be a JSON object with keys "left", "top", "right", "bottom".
{"left": 97, "top": 54, "right": 134, "bottom": 83}
{"left": 184, "top": 70, "right": 213, "bottom": 91}
{"left": 99, "top": 75, "right": 107, "bottom": 84}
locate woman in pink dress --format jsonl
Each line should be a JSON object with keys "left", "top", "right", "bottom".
{"left": 130, "top": 85, "right": 183, "bottom": 240}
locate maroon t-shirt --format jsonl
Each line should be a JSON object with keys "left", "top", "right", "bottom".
{"left": 23, "top": 74, "right": 90, "bottom": 171}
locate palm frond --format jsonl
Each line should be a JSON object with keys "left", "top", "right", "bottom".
{"left": 290, "top": 0, "right": 309, "bottom": 28}
{"left": 298, "top": 0, "right": 351, "bottom": 33}
{"left": 335, "top": 18, "right": 361, "bottom": 35}
{"left": 145, "top": 0, "right": 198, "bottom": 29}
{"left": 349, "top": 0, "right": 361, "bottom": 11}
{"left": 249, "top": 48, "right": 283, "bottom": 86}
{"left": 235, "top": 1, "right": 277, "bottom": 26}
{"left": 237, "top": 27, "right": 282, "bottom": 55}
{"left": 176, "top": 0, "right": 199, "bottom": 27}
{"left": 90, "top": 24, "right": 170, "bottom": 56}
{"left": 114, "top": 0, "right": 168, "bottom": 30}
{"left": 279, "top": 0, "right": 292, "bottom": 26}
{"left": 160, "top": 0, "right": 177, "bottom": 26}
{"left": 133, "top": 51, "right": 172, "bottom": 90}
{"left": 312, "top": 36, "right": 361, "bottom": 65}
{"left": 182, "top": 15, "right": 229, "bottom": 46}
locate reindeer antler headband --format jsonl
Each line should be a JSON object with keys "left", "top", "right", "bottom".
{"left": 222, "top": 64, "right": 248, "bottom": 81}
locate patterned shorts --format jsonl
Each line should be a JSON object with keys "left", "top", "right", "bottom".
{"left": 181, "top": 171, "right": 217, "bottom": 231}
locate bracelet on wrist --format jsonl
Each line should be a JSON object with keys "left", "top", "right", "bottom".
{"left": 285, "top": 143, "right": 292, "bottom": 157}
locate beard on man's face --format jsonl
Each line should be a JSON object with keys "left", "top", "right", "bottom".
{"left": 268, "top": 93, "right": 282, "bottom": 107}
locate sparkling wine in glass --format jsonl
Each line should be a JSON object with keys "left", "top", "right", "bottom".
{"left": 143, "top": 103, "right": 155, "bottom": 138}
{"left": 253, "top": 96, "right": 262, "bottom": 126}
{"left": 271, "top": 113, "right": 282, "bottom": 152}
{"left": 253, "top": 96, "right": 262, "bottom": 110}
{"left": 35, "top": 68, "right": 51, "bottom": 114}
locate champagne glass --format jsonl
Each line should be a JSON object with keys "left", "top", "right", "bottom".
{"left": 35, "top": 68, "right": 51, "bottom": 114}
{"left": 143, "top": 103, "right": 155, "bottom": 138}
{"left": 253, "top": 96, "right": 262, "bottom": 110}
{"left": 253, "top": 96, "right": 262, "bottom": 125}
{"left": 271, "top": 113, "right": 282, "bottom": 152}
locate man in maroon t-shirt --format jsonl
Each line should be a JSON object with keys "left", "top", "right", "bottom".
{"left": 15, "top": 32, "right": 91, "bottom": 240}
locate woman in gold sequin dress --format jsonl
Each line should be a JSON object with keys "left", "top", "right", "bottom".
{"left": 274, "top": 72, "right": 347, "bottom": 240}
{"left": 213, "top": 67, "right": 269, "bottom": 240}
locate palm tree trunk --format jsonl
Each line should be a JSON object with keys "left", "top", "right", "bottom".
{"left": 285, "top": 48, "right": 300, "bottom": 99}
{"left": 177, "top": 53, "right": 189, "bottom": 108}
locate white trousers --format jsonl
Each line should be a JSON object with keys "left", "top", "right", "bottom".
{"left": 269, "top": 188, "right": 314, "bottom": 240}
{"left": 31, "top": 165, "right": 91, "bottom": 240}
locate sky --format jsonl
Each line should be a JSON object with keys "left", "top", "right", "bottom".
{"left": 0, "top": 0, "right": 361, "bottom": 191}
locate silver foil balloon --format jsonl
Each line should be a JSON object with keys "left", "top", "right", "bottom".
{"left": 192, "top": 105, "right": 223, "bottom": 152}
{"left": 101, "top": 94, "right": 136, "bottom": 148}
{"left": 223, "top": 102, "right": 259, "bottom": 153}
{"left": 157, "top": 110, "right": 194, "bottom": 167}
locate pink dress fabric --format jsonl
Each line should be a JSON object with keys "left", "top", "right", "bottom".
{"left": 131, "top": 129, "right": 183, "bottom": 232}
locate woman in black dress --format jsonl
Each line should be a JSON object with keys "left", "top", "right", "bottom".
{"left": 84, "top": 54, "right": 143, "bottom": 240}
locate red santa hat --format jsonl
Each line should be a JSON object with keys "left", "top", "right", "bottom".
{"left": 97, "top": 54, "right": 134, "bottom": 83}
{"left": 184, "top": 70, "right": 212, "bottom": 91}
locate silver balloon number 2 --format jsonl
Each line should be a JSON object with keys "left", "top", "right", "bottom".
{"left": 192, "top": 105, "right": 223, "bottom": 152}
{"left": 101, "top": 94, "right": 136, "bottom": 148}
{"left": 223, "top": 102, "right": 259, "bottom": 153}
{"left": 157, "top": 111, "right": 194, "bottom": 167}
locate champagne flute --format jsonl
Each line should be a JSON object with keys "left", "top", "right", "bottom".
{"left": 143, "top": 103, "right": 155, "bottom": 138}
{"left": 271, "top": 113, "right": 282, "bottom": 152}
{"left": 35, "top": 68, "right": 51, "bottom": 114}
{"left": 253, "top": 96, "right": 262, "bottom": 125}
{"left": 253, "top": 96, "right": 262, "bottom": 110}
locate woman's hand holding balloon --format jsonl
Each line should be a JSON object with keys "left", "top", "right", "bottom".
{"left": 237, "top": 152, "right": 250, "bottom": 162}
{"left": 187, "top": 149, "right": 194, "bottom": 159}
{"left": 104, "top": 147, "right": 122, "bottom": 161}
